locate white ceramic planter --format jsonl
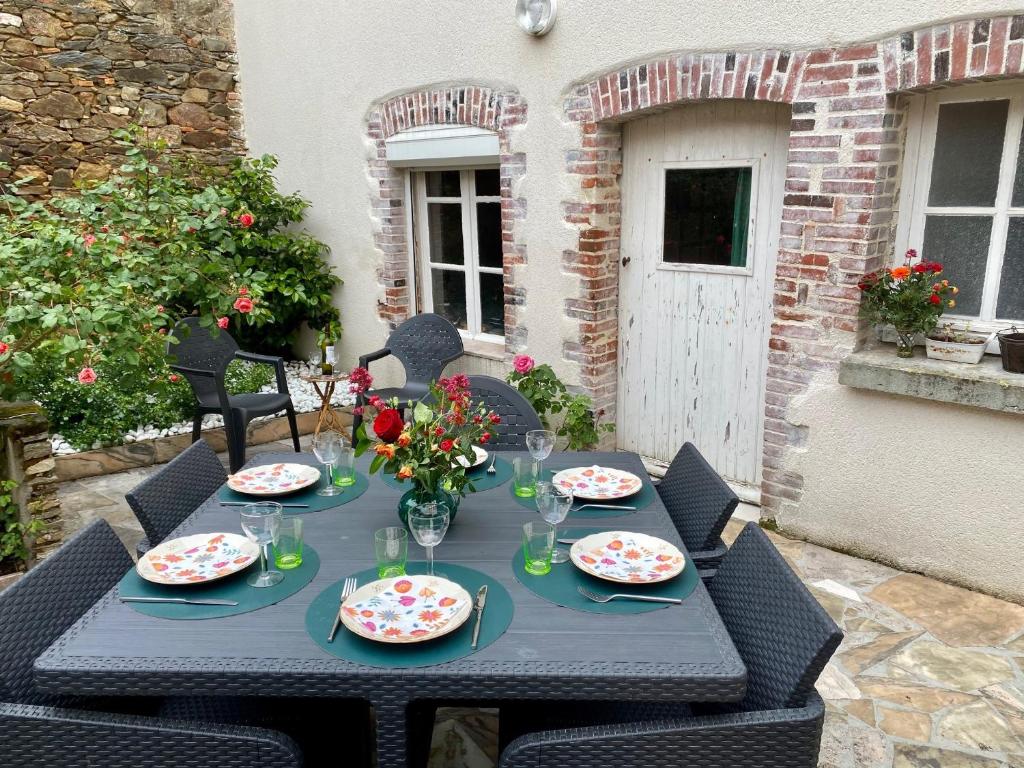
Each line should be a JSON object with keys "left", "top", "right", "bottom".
{"left": 924, "top": 333, "right": 992, "bottom": 364}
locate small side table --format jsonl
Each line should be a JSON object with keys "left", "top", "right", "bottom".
{"left": 298, "top": 372, "right": 350, "bottom": 437}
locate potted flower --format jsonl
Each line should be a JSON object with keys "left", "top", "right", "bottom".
{"left": 925, "top": 323, "right": 995, "bottom": 365}
{"left": 858, "top": 250, "right": 958, "bottom": 358}
{"left": 348, "top": 369, "right": 500, "bottom": 525}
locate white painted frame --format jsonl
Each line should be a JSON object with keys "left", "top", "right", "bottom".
{"left": 896, "top": 81, "right": 1024, "bottom": 331}
{"left": 657, "top": 158, "right": 760, "bottom": 278}
{"left": 412, "top": 168, "right": 504, "bottom": 343}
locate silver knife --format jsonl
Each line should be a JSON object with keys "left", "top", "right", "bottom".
{"left": 219, "top": 501, "right": 309, "bottom": 509}
{"left": 470, "top": 585, "right": 488, "bottom": 650}
{"left": 120, "top": 596, "right": 239, "bottom": 606}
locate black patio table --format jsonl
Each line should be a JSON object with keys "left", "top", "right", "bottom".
{"left": 34, "top": 450, "right": 746, "bottom": 768}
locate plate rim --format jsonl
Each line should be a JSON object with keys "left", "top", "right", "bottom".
{"left": 136, "top": 531, "right": 259, "bottom": 586}
{"left": 339, "top": 574, "right": 474, "bottom": 644}
{"left": 454, "top": 445, "right": 488, "bottom": 469}
{"left": 569, "top": 530, "right": 686, "bottom": 584}
{"left": 226, "top": 462, "right": 322, "bottom": 497}
{"left": 551, "top": 465, "right": 644, "bottom": 501}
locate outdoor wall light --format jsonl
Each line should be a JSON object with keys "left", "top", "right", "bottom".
{"left": 515, "top": 0, "right": 557, "bottom": 36}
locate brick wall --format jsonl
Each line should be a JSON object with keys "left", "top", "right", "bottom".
{"left": 0, "top": 0, "right": 244, "bottom": 197}
{"left": 561, "top": 14, "right": 1024, "bottom": 516}
{"left": 366, "top": 86, "right": 528, "bottom": 349}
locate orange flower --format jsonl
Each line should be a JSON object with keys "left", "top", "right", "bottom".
{"left": 375, "top": 443, "right": 396, "bottom": 460}
{"left": 418, "top": 609, "right": 442, "bottom": 623}
{"left": 397, "top": 465, "right": 413, "bottom": 480}
{"left": 889, "top": 266, "right": 911, "bottom": 280}
{"left": 397, "top": 432, "right": 411, "bottom": 448}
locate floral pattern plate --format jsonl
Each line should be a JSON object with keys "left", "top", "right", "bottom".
{"left": 570, "top": 531, "right": 686, "bottom": 584}
{"left": 551, "top": 466, "right": 644, "bottom": 501}
{"left": 136, "top": 532, "right": 260, "bottom": 586}
{"left": 340, "top": 574, "right": 473, "bottom": 644}
{"left": 226, "top": 463, "right": 322, "bottom": 496}
{"left": 454, "top": 445, "right": 488, "bottom": 469}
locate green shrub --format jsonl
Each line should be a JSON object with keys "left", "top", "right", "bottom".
{"left": 0, "top": 479, "right": 42, "bottom": 571}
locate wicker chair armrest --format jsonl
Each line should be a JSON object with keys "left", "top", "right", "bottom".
{"left": 0, "top": 702, "right": 302, "bottom": 767}
{"left": 169, "top": 364, "right": 217, "bottom": 378}
{"left": 358, "top": 347, "right": 391, "bottom": 368}
{"left": 499, "top": 697, "right": 824, "bottom": 768}
{"left": 235, "top": 351, "right": 289, "bottom": 394}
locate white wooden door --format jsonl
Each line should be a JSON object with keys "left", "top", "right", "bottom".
{"left": 616, "top": 101, "right": 790, "bottom": 489}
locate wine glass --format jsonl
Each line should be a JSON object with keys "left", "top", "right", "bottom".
{"left": 312, "top": 430, "right": 343, "bottom": 496}
{"left": 525, "top": 429, "right": 556, "bottom": 487}
{"left": 536, "top": 482, "right": 573, "bottom": 563}
{"left": 407, "top": 502, "right": 450, "bottom": 577}
{"left": 240, "top": 502, "right": 284, "bottom": 588}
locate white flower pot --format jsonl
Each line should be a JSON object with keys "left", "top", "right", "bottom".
{"left": 924, "top": 333, "right": 992, "bottom": 364}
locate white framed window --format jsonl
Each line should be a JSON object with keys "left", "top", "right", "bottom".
{"left": 411, "top": 168, "right": 505, "bottom": 342}
{"left": 897, "top": 82, "right": 1024, "bottom": 328}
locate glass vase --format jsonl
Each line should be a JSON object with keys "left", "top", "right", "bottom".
{"left": 894, "top": 328, "right": 916, "bottom": 358}
{"left": 398, "top": 483, "right": 459, "bottom": 527}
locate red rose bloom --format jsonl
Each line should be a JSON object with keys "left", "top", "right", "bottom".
{"left": 912, "top": 263, "right": 928, "bottom": 273}
{"left": 238, "top": 213, "right": 255, "bottom": 228}
{"left": 480, "top": 432, "right": 491, "bottom": 444}
{"left": 373, "top": 408, "right": 404, "bottom": 443}
{"left": 929, "top": 294, "right": 941, "bottom": 304}
{"left": 233, "top": 296, "right": 254, "bottom": 313}
{"left": 433, "top": 426, "right": 445, "bottom": 437}
{"left": 488, "top": 413, "right": 501, "bottom": 424}
{"left": 0, "top": 341, "right": 9, "bottom": 356}
{"left": 928, "top": 262, "right": 943, "bottom": 273}
{"left": 169, "top": 374, "right": 180, "bottom": 382}
{"left": 217, "top": 316, "right": 230, "bottom": 330}
{"left": 439, "top": 439, "right": 454, "bottom": 453}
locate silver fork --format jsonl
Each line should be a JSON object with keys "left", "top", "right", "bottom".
{"left": 577, "top": 586, "right": 681, "bottom": 605}
{"left": 571, "top": 504, "right": 636, "bottom": 512}
{"left": 327, "top": 577, "right": 357, "bottom": 642}
{"left": 486, "top": 454, "right": 498, "bottom": 475}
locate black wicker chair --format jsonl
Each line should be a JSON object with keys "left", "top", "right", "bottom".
{"left": 656, "top": 442, "right": 739, "bottom": 571}
{"left": 496, "top": 523, "right": 843, "bottom": 768}
{"left": 0, "top": 520, "right": 303, "bottom": 767}
{"left": 352, "top": 313, "right": 463, "bottom": 442}
{"left": 467, "top": 375, "right": 543, "bottom": 451}
{"left": 169, "top": 317, "right": 300, "bottom": 473}
{"left": 126, "top": 438, "right": 227, "bottom": 558}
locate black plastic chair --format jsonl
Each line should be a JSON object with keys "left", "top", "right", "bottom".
{"left": 168, "top": 317, "right": 300, "bottom": 473}
{"left": 497, "top": 523, "right": 843, "bottom": 768}
{"left": 352, "top": 313, "right": 463, "bottom": 441}
{"left": 125, "top": 439, "right": 227, "bottom": 558}
{"left": 656, "top": 442, "right": 739, "bottom": 571}
{"left": 0, "top": 519, "right": 303, "bottom": 768}
{"left": 467, "top": 375, "right": 543, "bottom": 451}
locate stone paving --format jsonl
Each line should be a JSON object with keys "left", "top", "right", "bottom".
{"left": 56, "top": 448, "right": 1024, "bottom": 768}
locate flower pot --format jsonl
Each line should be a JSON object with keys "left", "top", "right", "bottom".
{"left": 997, "top": 327, "right": 1024, "bottom": 374}
{"left": 397, "top": 484, "right": 459, "bottom": 527}
{"left": 925, "top": 332, "right": 992, "bottom": 365}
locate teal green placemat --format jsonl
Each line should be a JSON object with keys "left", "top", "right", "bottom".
{"left": 305, "top": 562, "right": 513, "bottom": 668}
{"left": 217, "top": 472, "right": 369, "bottom": 513}
{"left": 512, "top": 527, "right": 698, "bottom": 613}
{"left": 119, "top": 545, "right": 321, "bottom": 620}
{"left": 380, "top": 457, "right": 513, "bottom": 493}
{"left": 509, "top": 477, "right": 656, "bottom": 517}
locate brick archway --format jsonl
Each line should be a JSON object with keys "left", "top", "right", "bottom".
{"left": 560, "top": 14, "right": 1024, "bottom": 512}
{"left": 366, "top": 85, "right": 528, "bottom": 348}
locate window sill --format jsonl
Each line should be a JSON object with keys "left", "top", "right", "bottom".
{"left": 838, "top": 345, "right": 1024, "bottom": 415}
{"left": 462, "top": 336, "right": 508, "bottom": 362}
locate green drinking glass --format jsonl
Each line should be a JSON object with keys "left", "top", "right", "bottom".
{"left": 522, "top": 521, "right": 555, "bottom": 575}
{"left": 374, "top": 526, "right": 408, "bottom": 578}
{"left": 273, "top": 518, "right": 303, "bottom": 570}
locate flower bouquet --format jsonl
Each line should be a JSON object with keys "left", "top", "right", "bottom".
{"left": 858, "top": 249, "right": 958, "bottom": 358}
{"left": 348, "top": 369, "right": 501, "bottom": 523}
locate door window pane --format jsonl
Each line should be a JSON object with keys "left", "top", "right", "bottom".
{"left": 427, "top": 203, "right": 464, "bottom": 265}
{"left": 426, "top": 170, "right": 461, "bottom": 197}
{"left": 928, "top": 100, "right": 1008, "bottom": 207}
{"left": 431, "top": 269, "right": 467, "bottom": 329}
{"left": 922, "top": 215, "right": 993, "bottom": 316}
{"left": 475, "top": 168, "right": 500, "bottom": 197}
{"left": 997, "top": 217, "right": 1024, "bottom": 319}
{"left": 479, "top": 272, "right": 505, "bottom": 336}
{"left": 663, "top": 167, "right": 751, "bottom": 267}
{"left": 476, "top": 202, "right": 503, "bottom": 268}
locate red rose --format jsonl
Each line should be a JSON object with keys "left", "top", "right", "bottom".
{"left": 912, "top": 264, "right": 928, "bottom": 273}
{"left": 480, "top": 432, "right": 491, "bottom": 444}
{"left": 433, "top": 426, "right": 445, "bottom": 437}
{"left": 439, "top": 439, "right": 454, "bottom": 453}
{"left": 373, "top": 408, "right": 404, "bottom": 443}
{"left": 217, "top": 316, "right": 229, "bottom": 330}
{"left": 238, "top": 213, "right": 255, "bottom": 228}
{"left": 489, "top": 413, "right": 501, "bottom": 424}
{"left": 169, "top": 374, "right": 180, "bottom": 382}
{"left": 928, "top": 262, "right": 943, "bottom": 273}
{"left": 0, "top": 341, "right": 9, "bottom": 356}
{"left": 233, "top": 296, "right": 254, "bottom": 313}
{"left": 78, "top": 367, "right": 97, "bottom": 385}
{"left": 929, "top": 294, "right": 941, "bottom": 304}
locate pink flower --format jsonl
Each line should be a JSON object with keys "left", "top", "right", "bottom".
{"left": 513, "top": 354, "right": 535, "bottom": 374}
{"left": 238, "top": 286, "right": 248, "bottom": 296}
{"left": 347, "top": 366, "right": 373, "bottom": 395}
{"left": 351, "top": 406, "right": 364, "bottom": 416}
{"left": 78, "top": 367, "right": 97, "bottom": 385}
{"left": 217, "top": 316, "right": 229, "bottom": 330}
{"left": 156, "top": 305, "right": 164, "bottom": 313}
{"left": 0, "top": 341, "right": 9, "bottom": 356}
{"left": 905, "top": 248, "right": 918, "bottom": 261}
{"left": 169, "top": 374, "right": 180, "bottom": 382}
{"left": 233, "top": 296, "right": 254, "bottom": 314}
{"left": 368, "top": 395, "right": 384, "bottom": 409}
{"left": 220, "top": 207, "right": 228, "bottom": 216}
{"left": 83, "top": 233, "right": 97, "bottom": 248}
{"left": 238, "top": 213, "right": 255, "bottom": 228}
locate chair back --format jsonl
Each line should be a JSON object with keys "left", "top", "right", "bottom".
{"left": 387, "top": 313, "right": 464, "bottom": 386}
{"left": 657, "top": 443, "right": 738, "bottom": 553}
{"left": 708, "top": 523, "right": 842, "bottom": 711}
{"left": 0, "top": 520, "right": 131, "bottom": 705}
{"left": 168, "top": 317, "right": 238, "bottom": 405}
{"left": 468, "top": 375, "right": 544, "bottom": 451}
{"left": 125, "top": 439, "right": 226, "bottom": 546}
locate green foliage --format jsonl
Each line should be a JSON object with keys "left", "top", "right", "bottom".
{"left": 0, "top": 479, "right": 43, "bottom": 569}
{"left": 506, "top": 361, "right": 613, "bottom": 450}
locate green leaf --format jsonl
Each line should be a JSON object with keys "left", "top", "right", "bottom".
{"left": 413, "top": 402, "right": 433, "bottom": 424}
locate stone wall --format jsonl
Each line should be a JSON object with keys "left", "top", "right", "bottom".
{"left": 0, "top": 0, "right": 243, "bottom": 196}
{"left": 0, "top": 403, "right": 61, "bottom": 568}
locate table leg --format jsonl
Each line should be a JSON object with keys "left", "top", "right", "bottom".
{"left": 372, "top": 699, "right": 414, "bottom": 768}
{"left": 312, "top": 381, "right": 331, "bottom": 437}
